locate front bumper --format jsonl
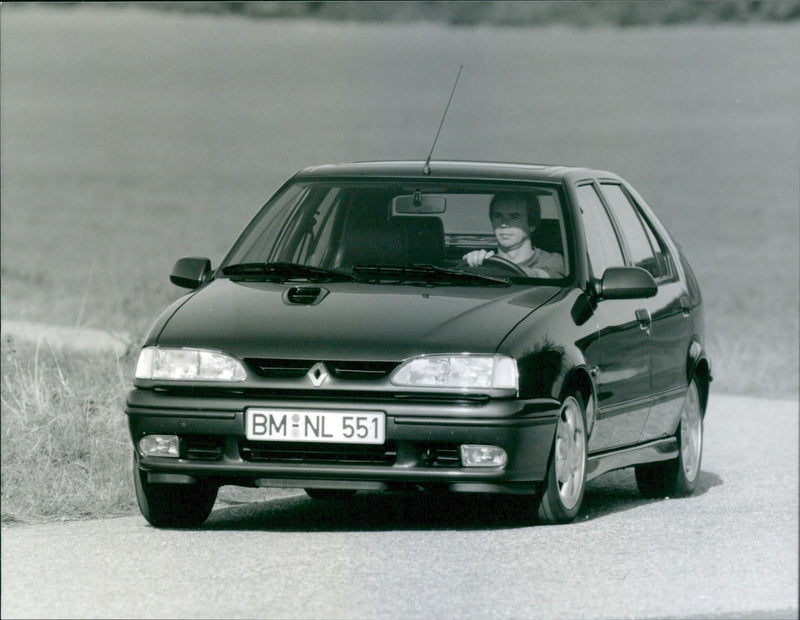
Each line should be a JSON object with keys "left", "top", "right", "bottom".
{"left": 125, "top": 389, "right": 560, "bottom": 494}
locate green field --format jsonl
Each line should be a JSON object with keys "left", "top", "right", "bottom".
{"left": 2, "top": 4, "right": 799, "bottom": 398}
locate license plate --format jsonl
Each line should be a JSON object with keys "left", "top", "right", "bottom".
{"left": 245, "top": 408, "right": 385, "bottom": 444}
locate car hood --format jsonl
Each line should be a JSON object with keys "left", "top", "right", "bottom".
{"left": 153, "top": 279, "right": 560, "bottom": 360}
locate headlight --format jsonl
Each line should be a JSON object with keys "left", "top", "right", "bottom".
{"left": 390, "top": 354, "right": 517, "bottom": 390}
{"left": 135, "top": 347, "right": 247, "bottom": 381}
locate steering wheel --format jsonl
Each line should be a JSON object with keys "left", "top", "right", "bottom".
{"left": 460, "top": 255, "right": 527, "bottom": 277}
{"left": 484, "top": 255, "right": 527, "bottom": 275}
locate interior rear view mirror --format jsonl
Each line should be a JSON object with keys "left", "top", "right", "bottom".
{"left": 392, "top": 192, "right": 446, "bottom": 214}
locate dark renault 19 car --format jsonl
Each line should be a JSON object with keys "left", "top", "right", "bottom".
{"left": 127, "top": 160, "right": 711, "bottom": 527}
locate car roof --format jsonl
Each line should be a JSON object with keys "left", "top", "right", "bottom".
{"left": 293, "top": 160, "right": 619, "bottom": 184}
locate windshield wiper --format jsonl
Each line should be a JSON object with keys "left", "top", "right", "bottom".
{"left": 221, "top": 262, "right": 353, "bottom": 283}
{"left": 352, "top": 264, "right": 510, "bottom": 287}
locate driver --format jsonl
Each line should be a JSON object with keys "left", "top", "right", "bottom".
{"left": 463, "top": 191, "right": 565, "bottom": 278}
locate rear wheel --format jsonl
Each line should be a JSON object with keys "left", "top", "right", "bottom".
{"left": 635, "top": 379, "right": 703, "bottom": 498}
{"left": 305, "top": 489, "right": 358, "bottom": 501}
{"left": 133, "top": 453, "right": 218, "bottom": 528}
{"left": 536, "top": 393, "right": 587, "bottom": 524}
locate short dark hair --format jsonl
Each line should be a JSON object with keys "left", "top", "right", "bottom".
{"left": 489, "top": 192, "right": 541, "bottom": 229}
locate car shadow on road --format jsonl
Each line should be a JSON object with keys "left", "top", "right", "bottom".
{"left": 202, "top": 469, "right": 723, "bottom": 532}
{"left": 204, "top": 491, "right": 537, "bottom": 531}
{"left": 580, "top": 468, "right": 723, "bottom": 522}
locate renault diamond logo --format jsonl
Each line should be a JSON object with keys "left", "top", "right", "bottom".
{"left": 307, "top": 362, "right": 328, "bottom": 387}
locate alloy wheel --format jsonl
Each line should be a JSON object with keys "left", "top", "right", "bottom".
{"left": 555, "top": 396, "right": 586, "bottom": 510}
{"left": 680, "top": 381, "right": 703, "bottom": 483}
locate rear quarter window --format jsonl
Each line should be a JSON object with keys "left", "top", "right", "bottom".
{"left": 600, "top": 183, "right": 663, "bottom": 279}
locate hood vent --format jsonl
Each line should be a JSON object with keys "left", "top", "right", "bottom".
{"left": 283, "top": 286, "right": 329, "bottom": 306}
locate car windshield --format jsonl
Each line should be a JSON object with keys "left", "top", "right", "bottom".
{"left": 219, "top": 179, "right": 571, "bottom": 284}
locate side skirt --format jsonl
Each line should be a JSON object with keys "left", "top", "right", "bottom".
{"left": 586, "top": 437, "right": 678, "bottom": 482}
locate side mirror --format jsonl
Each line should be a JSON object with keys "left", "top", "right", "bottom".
{"left": 599, "top": 266, "right": 657, "bottom": 300}
{"left": 170, "top": 257, "right": 211, "bottom": 289}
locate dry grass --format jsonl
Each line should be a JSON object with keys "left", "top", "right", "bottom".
{"left": 0, "top": 339, "right": 138, "bottom": 523}
{"left": 0, "top": 337, "right": 297, "bottom": 523}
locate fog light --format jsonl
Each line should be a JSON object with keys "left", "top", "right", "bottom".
{"left": 139, "top": 435, "right": 180, "bottom": 458}
{"left": 460, "top": 445, "right": 507, "bottom": 467}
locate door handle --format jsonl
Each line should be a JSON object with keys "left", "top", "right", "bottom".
{"left": 635, "top": 308, "right": 652, "bottom": 330}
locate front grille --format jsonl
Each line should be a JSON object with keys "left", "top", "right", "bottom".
{"left": 240, "top": 440, "right": 397, "bottom": 466}
{"left": 328, "top": 361, "right": 398, "bottom": 380}
{"left": 244, "top": 359, "right": 398, "bottom": 381}
{"left": 181, "top": 435, "right": 224, "bottom": 460}
{"left": 245, "top": 359, "right": 314, "bottom": 379}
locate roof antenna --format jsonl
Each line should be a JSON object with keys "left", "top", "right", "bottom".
{"left": 423, "top": 64, "right": 463, "bottom": 175}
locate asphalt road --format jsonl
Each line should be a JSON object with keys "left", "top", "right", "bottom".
{"left": 2, "top": 395, "right": 797, "bottom": 620}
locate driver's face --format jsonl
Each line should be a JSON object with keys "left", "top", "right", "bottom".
{"left": 490, "top": 198, "right": 531, "bottom": 251}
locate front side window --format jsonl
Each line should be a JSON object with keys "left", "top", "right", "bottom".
{"left": 220, "top": 180, "right": 572, "bottom": 284}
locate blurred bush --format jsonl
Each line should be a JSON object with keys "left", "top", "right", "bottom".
{"left": 137, "top": 0, "right": 800, "bottom": 25}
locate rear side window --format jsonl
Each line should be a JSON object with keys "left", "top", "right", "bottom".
{"left": 576, "top": 184, "right": 624, "bottom": 277}
{"left": 600, "top": 183, "right": 671, "bottom": 279}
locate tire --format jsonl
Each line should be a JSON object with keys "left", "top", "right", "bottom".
{"left": 536, "top": 393, "right": 588, "bottom": 525}
{"left": 305, "top": 488, "right": 357, "bottom": 501}
{"left": 133, "top": 453, "right": 218, "bottom": 528}
{"left": 635, "top": 379, "right": 703, "bottom": 498}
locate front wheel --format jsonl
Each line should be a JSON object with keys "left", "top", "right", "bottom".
{"left": 133, "top": 453, "right": 218, "bottom": 528}
{"left": 635, "top": 379, "right": 704, "bottom": 498}
{"left": 536, "top": 393, "right": 588, "bottom": 525}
